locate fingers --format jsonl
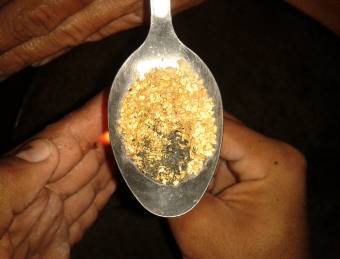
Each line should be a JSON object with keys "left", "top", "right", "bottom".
{"left": 7, "top": 192, "right": 48, "bottom": 250}
{"left": 0, "top": 0, "right": 204, "bottom": 78}
{"left": 92, "top": 177, "right": 116, "bottom": 211}
{"left": 85, "top": 8, "right": 143, "bottom": 42}
{"left": 66, "top": 160, "right": 115, "bottom": 245}
{"left": 0, "top": 234, "right": 12, "bottom": 259}
{"left": 25, "top": 192, "right": 64, "bottom": 255}
{"left": 63, "top": 181, "right": 97, "bottom": 226}
{"left": 0, "top": 139, "right": 59, "bottom": 233}
{"left": 37, "top": 221, "right": 70, "bottom": 259}
{"left": 221, "top": 116, "right": 266, "bottom": 162}
{"left": 221, "top": 116, "right": 307, "bottom": 182}
{"left": 0, "top": 0, "right": 140, "bottom": 77}
{"left": 68, "top": 180, "right": 115, "bottom": 245}
{"left": 0, "top": 91, "right": 109, "bottom": 251}
{"left": 63, "top": 160, "right": 115, "bottom": 226}
{"left": 170, "top": 110, "right": 307, "bottom": 259}
{"left": 0, "top": 0, "right": 93, "bottom": 52}
{"left": 221, "top": 116, "right": 283, "bottom": 181}
{"left": 38, "top": 91, "right": 107, "bottom": 181}
{"left": 68, "top": 203, "right": 98, "bottom": 245}
{"left": 46, "top": 144, "right": 106, "bottom": 199}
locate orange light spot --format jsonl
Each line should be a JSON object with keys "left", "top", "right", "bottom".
{"left": 99, "top": 131, "right": 111, "bottom": 145}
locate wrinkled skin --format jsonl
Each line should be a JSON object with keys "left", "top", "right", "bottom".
{"left": 0, "top": 0, "right": 203, "bottom": 80}
{"left": 0, "top": 93, "right": 116, "bottom": 259}
{"left": 169, "top": 113, "right": 308, "bottom": 259}
{"left": 0, "top": 92, "right": 307, "bottom": 258}
{"left": 0, "top": 0, "right": 338, "bottom": 80}
{"left": 0, "top": 0, "right": 310, "bottom": 257}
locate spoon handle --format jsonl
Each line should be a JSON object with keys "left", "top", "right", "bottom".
{"left": 150, "top": 0, "right": 171, "bottom": 19}
{"left": 149, "top": 0, "right": 175, "bottom": 37}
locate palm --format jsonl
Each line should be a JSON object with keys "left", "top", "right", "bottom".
{"left": 0, "top": 93, "right": 116, "bottom": 259}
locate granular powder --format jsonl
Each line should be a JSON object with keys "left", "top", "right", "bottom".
{"left": 118, "top": 60, "right": 217, "bottom": 185}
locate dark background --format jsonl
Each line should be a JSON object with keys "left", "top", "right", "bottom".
{"left": 0, "top": 0, "right": 339, "bottom": 258}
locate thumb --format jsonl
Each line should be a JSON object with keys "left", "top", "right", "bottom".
{"left": 0, "top": 139, "right": 59, "bottom": 219}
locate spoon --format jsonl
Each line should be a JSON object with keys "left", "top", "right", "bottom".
{"left": 108, "top": 0, "right": 223, "bottom": 217}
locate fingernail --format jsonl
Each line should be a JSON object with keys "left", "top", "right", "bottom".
{"left": 16, "top": 139, "right": 52, "bottom": 163}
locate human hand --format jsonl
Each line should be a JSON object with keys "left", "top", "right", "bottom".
{"left": 0, "top": 0, "right": 203, "bottom": 80}
{"left": 169, "top": 113, "right": 307, "bottom": 259}
{"left": 0, "top": 92, "right": 115, "bottom": 258}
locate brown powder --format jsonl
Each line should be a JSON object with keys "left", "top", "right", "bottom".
{"left": 118, "top": 60, "right": 217, "bottom": 185}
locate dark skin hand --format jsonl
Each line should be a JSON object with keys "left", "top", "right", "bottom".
{"left": 0, "top": 93, "right": 115, "bottom": 259}
{"left": 0, "top": 0, "right": 203, "bottom": 80}
{"left": 169, "top": 113, "right": 308, "bottom": 259}
{"left": 0, "top": 1, "right": 314, "bottom": 257}
{"left": 0, "top": 0, "right": 338, "bottom": 81}
{"left": 0, "top": 93, "right": 307, "bottom": 258}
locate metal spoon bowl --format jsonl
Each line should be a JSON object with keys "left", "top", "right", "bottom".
{"left": 108, "top": 0, "right": 223, "bottom": 217}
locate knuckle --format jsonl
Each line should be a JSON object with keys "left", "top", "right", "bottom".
{"left": 57, "top": 122, "right": 89, "bottom": 158}
{"left": 11, "top": 4, "right": 56, "bottom": 41}
{"left": 47, "top": 191, "right": 64, "bottom": 217}
{"left": 10, "top": 19, "right": 26, "bottom": 43}
{"left": 278, "top": 142, "right": 307, "bottom": 172}
{"left": 53, "top": 22, "right": 85, "bottom": 47}
{"left": 26, "top": 4, "right": 57, "bottom": 34}
{"left": 91, "top": 176, "right": 102, "bottom": 193}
